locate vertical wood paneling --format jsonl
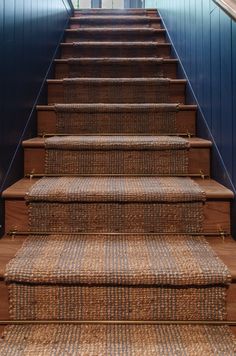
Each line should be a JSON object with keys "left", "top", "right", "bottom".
{"left": 232, "top": 21, "right": 236, "bottom": 186}
{"left": 145, "top": 0, "right": 236, "bottom": 235}
{"left": 146, "top": 0, "right": 236, "bottom": 186}
{"left": 0, "top": 0, "right": 72, "bottom": 235}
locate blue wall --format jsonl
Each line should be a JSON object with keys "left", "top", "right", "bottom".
{"left": 146, "top": 0, "right": 236, "bottom": 235}
{"left": 0, "top": 0, "right": 73, "bottom": 235}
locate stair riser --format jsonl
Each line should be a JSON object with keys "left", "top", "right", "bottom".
{"left": 64, "top": 31, "right": 166, "bottom": 43}
{"left": 23, "top": 147, "right": 210, "bottom": 176}
{"left": 60, "top": 44, "right": 171, "bottom": 59}
{"left": 54, "top": 62, "right": 177, "bottom": 79}
{"left": 4, "top": 200, "right": 231, "bottom": 234}
{"left": 5, "top": 283, "right": 228, "bottom": 321}
{"left": 47, "top": 82, "right": 186, "bottom": 105}
{"left": 37, "top": 109, "right": 196, "bottom": 136}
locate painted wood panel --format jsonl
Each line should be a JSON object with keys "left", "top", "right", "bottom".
{"left": 146, "top": 0, "right": 236, "bottom": 235}
{"left": 0, "top": 0, "right": 72, "bottom": 235}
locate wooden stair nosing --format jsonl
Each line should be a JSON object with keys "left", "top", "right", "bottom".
{"left": 22, "top": 137, "right": 212, "bottom": 176}
{"left": 2, "top": 178, "right": 234, "bottom": 200}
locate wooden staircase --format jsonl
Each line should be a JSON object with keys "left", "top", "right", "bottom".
{"left": 0, "top": 7, "right": 236, "bottom": 353}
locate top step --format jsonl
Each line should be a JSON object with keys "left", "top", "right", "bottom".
{"left": 73, "top": 9, "right": 158, "bottom": 17}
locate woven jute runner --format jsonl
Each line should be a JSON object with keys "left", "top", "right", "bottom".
{"left": 26, "top": 177, "right": 205, "bottom": 233}
{"left": 44, "top": 136, "right": 189, "bottom": 175}
{"left": 63, "top": 78, "right": 170, "bottom": 104}
{"left": 76, "top": 16, "right": 153, "bottom": 28}
{"left": 5, "top": 234, "right": 230, "bottom": 320}
{"left": 54, "top": 103, "right": 179, "bottom": 134}
{"left": 67, "top": 58, "right": 165, "bottom": 78}
{"left": 1, "top": 325, "right": 236, "bottom": 355}
{"left": 71, "top": 41, "right": 168, "bottom": 58}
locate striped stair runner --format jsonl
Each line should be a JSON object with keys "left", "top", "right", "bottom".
{"left": 1, "top": 8, "right": 236, "bottom": 355}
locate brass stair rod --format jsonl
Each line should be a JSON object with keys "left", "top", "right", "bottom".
{"left": 0, "top": 320, "right": 236, "bottom": 326}
{"left": 40, "top": 133, "right": 193, "bottom": 137}
{"left": 25, "top": 173, "right": 208, "bottom": 178}
{"left": 7, "top": 231, "right": 230, "bottom": 237}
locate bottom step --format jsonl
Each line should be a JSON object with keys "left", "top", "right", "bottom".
{"left": 0, "top": 324, "right": 235, "bottom": 355}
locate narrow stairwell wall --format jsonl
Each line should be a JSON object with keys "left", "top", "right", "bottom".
{"left": 0, "top": 0, "right": 73, "bottom": 236}
{"left": 146, "top": 0, "right": 236, "bottom": 237}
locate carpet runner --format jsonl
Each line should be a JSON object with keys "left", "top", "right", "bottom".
{"left": 45, "top": 136, "right": 189, "bottom": 175}
{"left": 54, "top": 103, "right": 180, "bottom": 134}
{"left": 70, "top": 41, "right": 171, "bottom": 58}
{"left": 1, "top": 325, "right": 234, "bottom": 355}
{"left": 62, "top": 78, "right": 172, "bottom": 104}
{"left": 5, "top": 234, "right": 230, "bottom": 320}
{"left": 73, "top": 15, "right": 160, "bottom": 27}
{"left": 67, "top": 28, "right": 165, "bottom": 42}
{"left": 67, "top": 58, "right": 166, "bottom": 78}
{"left": 1, "top": 8, "right": 236, "bottom": 355}
{"left": 26, "top": 177, "right": 205, "bottom": 233}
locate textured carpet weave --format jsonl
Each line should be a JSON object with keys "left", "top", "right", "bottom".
{"left": 44, "top": 135, "right": 189, "bottom": 175}
{"left": 54, "top": 103, "right": 179, "bottom": 134}
{"left": 1, "top": 324, "right": 236, "bottom": 355}
{"left": 68, "top": 28, "right": 165, "bottom": 42}
{"left": 63, "top": 78, "right": 171, "bottom": 104}
{"left": 6, "top": 234, "right": 230, "bottom": 285}
{"left": 74, "top": 16, "right": 159, "bottom": 28}
{"left": 71, "top": 41, "right": 169, "bottom": 58}
{"left": 67, "top": 58, "right": 165, "bottom": 78}
{"left": 5, "top": 234, "right": 230, "bottom": 320}
{"left": 26, "top": 177, "right": 205, "bottom": 233}
{"left": 27, "top": 177, "right": 204, "bottom": 202}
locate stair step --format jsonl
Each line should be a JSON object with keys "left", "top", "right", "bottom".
{"left": 64, "top": 28, "right": 166, "bottom": 43}
{"left": 47, "top": 78, "right": 186, "bottom": 105}
{"left": 1, "top": 234, "right": 232, "bottom": 321}
{"left": 2, "top": 324, "right": 235, "bottom": 354}
{"left": 54, "top": 58, "right": 178, "bottom": 79}
{"left": 0, "top": 235, "right": 235, "bottom": 324}
{"left": 22, "top": 136, "right": 211, "bottom": 176}
{"left": 69, "top": 16, "right": 162, "bottom": 29}
{"left": 60, "top": 42, "right": 172, "bottom": 59}
{"left": 37, "top": 104, "right": 197, "bottom": 136}
{"left": 2, "top": 178, "right": 233, "bottom": 234}
{"left": 73, "top": 9, "right": 158, "bottom": 16}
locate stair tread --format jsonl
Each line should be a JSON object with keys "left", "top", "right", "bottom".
{"left": 2, "top": 178, "right": 234, "bottom": 200}
{"left": 0, "top": 235, "right": 236, "bottom": 280}
{"left": 4, "top": 234, "right": 231, "bottom": 286}
{"left": 22, "top": 136, "right": 212, "bottom": 148}
{"left": 1, "top": 324, "right": 235, "bottom": 355}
